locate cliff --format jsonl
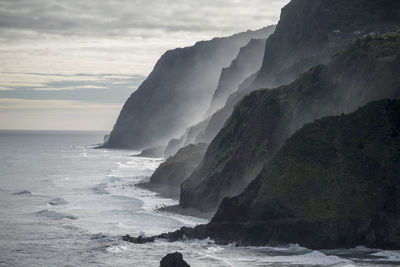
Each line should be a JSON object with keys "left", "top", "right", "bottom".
{"left": 159, "top": 99, "right": 400, "bottom": 250}
{"left": 140, "top": 143, "right": 207, "bottom": 198}
{"left": 209, "top": 99, "right": 400, "bottom": 249}
{"left": 204, "top": 38, "right": 268, "bottom": 118}
{"left": 191, "top": 0, "right": 400, "bottom": 147}
{"left": 163, "top": 36, "right": 272, "bottom": 156}
{"left": 106, "top": 27, "right": 275, "bottom": 150}
{"left": 180, "top": 33, "right": 400, "bottom": 212}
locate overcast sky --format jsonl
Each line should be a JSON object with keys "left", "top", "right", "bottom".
{"left": 0, "top": 0, "right": 290, "bottom": 131}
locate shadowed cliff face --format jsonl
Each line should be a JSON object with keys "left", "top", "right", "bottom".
{"left": 140, "top": 143, "right": 207, "bottom": 199}
{"left": 256, "top": 0, "right": 400, "bottom": 87}
{"left": 180, "top": 34, "right": 400, "bottom": 212}
{"left": 106, "top": 26, "right": 275, "bottom": 150}
{"left": 210, "top": 99, "right": 400, "bottom": 249}
{"left": 190, "top": 0, "right": 400, "bottom": 149}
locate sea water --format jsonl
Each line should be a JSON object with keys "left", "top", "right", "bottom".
{"left": 0, "top": 130, "right": 399, "bottom": 266}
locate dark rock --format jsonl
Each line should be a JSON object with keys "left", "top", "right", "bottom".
{"left": 159, "top": 252, "right": 190, "bottom": 267}
{"left": 122, "top": 234, "right": 155, "bottom": 244}
{"left": 133, "top": 146, "right": 165, "bottom": 158}
{"left": 140, "top": 143, "right": 207, "bottom": 199}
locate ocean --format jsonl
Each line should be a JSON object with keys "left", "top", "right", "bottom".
{"left": 0, "top": 130, "right": 399, "bottom": 266}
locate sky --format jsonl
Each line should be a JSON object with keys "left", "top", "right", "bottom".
{"left": 0, "top": 0, "right": 290, "bottom": 131}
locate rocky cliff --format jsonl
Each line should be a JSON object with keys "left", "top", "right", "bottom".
{"left": 208, "top": 99, "right": 400, "bottom": 249}
{"left": 204, "top": 38, "right": 268, "bottom": 118}
{"left": 190, "top": 0, "right": 400, "bottom": 148}
{"left": 156, "top": 99, "right": 400, "bottom": 249}
{"left": 140, "top": 143, "right": 207, "bottom": 198}
{"left": 163, "top": 36, "right": 272, "bottom": 156}
{"left": 106, "top": 27, "right": 275, "bottom": 150}
{"left": 180, "top": 33, "right": 400, "bottom": 212}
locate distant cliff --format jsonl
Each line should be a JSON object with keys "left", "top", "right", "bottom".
{"left": 180, "top": 33, "right": 400, "bottom": 212}
{"left": 105, "top": 26, "right": 275, "bottom": 150}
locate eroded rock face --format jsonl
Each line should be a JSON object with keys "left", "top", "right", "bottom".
{"left": 106, "top": 26, "right": 275, "bottom": 150}
{"left": 140, "top": 143, "right": 207, "bottom": 199}
{"left": 191, "top": 0, "right": 400, "bottom": 150}
{"left": 159, "top": 252, "right": 190, "bottom": 267}
{"left": 159, "top": 99, "right": 400, "bottom": 250}
{"left": 178, "top": 0, "right": 400, "bottom": 213}
{"left": 180, "top": 34, "right": 400, "bottom": 212}
{"left": 210, "top": 99, "right": 400, "bottom": 249}
{"left": 163, "top": 35, "right": 273, "bottom": 156}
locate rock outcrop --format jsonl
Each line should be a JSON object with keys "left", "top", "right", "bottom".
{"left": 160, "top": 252, "right": 190, "bottom": 267}
{"left": 180, "top": 33, "right": 400, "bottom": 212}
{"left": 140, "top": 143, "right": 207, "bottom": 198}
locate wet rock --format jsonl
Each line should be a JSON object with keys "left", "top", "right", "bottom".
{"left": 121, "top": 234, "right": 155, "bottom": 244}
{"left": 160, "top": 252, "right": 190, "bottom": 267}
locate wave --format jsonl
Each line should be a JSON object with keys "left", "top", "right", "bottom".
{"left": 13, "top": 190, "right": 32, "bottom": 195}
{"left": 92, "top": 183, "right": 109, "bottom": 194}
{"left": 36, "top": 209, "right": 77, "bottom": 220}
{"left": 48, "top": 198, "right": 68, "bottom": 206}
{"left": 371, "top": 250, "right": 400, "bottom": 262}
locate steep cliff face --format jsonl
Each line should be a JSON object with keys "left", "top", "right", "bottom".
{"left": 106, "top": 27, "right": 274, "bottom": 150}
{"left": 163, "top": 35, "right": 273, "bottom": 157}
{"left": 256, "top": 0, "right": 400, "bottom": 87}
{"left": 210, "top": 99, "right": 400, "bottom": 249}
{"left": 140, "top": 143, "right": 207, "bottom": 198}
{"left": 192, "top": 0, "right": 400, "bottom": 148}
{"left": 204, "top": 38, "right": 268, "bottom": 118}
{"left": 180, "top": 34, "right": 400, "bottom": 212}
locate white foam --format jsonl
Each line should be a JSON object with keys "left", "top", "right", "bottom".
{"left": 36, "top": 209, "right": 77, "bottom": 220}
{"left": 372, "top": 250, "right": 400, "bottom": 261}
{"left": 48, "top": 198, "right": 68, "bottom": 206}
{"left": 105, "top": 243, "right": 131, "bottom": 253}
{"left": 255, "top": 250, "right": 353, "bottom": 265}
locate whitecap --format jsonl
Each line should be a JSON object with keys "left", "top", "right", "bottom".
{"left": 48, "top": 198, "right": 68, "bottom": 206}
{"left": 256, "top": 250, "right": 352, "bottom": 265}
{"left": 372, "top": 250, "right": 400, "bottom": 262}
{"left": 36, "top": 209, "right": 77, "bottom": 220}
{"left": 105, "top": 243, "right": 131, "bottom": 253}
{"left": 13, "top": 190, "right": 32, "bottom": 195}
{"left": 92, "top": 183, "right": 109, "bottom": 194}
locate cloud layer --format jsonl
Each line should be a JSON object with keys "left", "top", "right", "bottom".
{"left": 0, "top": 0, "right": 290, "bottom": 130}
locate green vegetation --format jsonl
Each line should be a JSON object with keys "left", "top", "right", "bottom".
{"left": 237, "top": 99, "right": 400, "bottom": 222}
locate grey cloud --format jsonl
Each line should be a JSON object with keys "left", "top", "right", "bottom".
{"left": 0, "top": 0, "right": 289, "bottom": 38}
